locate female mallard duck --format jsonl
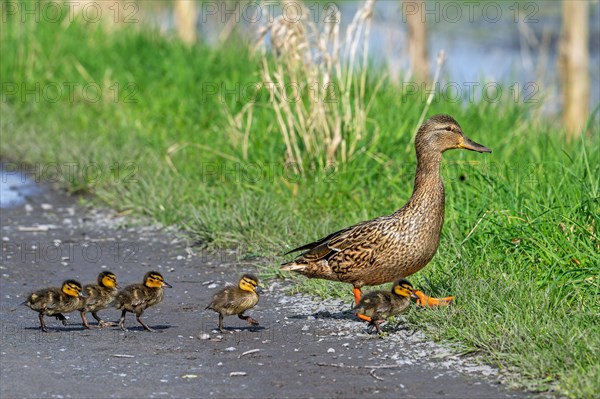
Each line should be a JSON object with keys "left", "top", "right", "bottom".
{"left": 282, "top": 114, "right": 491, "bottom": 320}
{"left": 353, "top": 278, "right": 417, "bottom": 334}
{"left": 206, "top": 274, "right": 261, "bottom": 333}
{"left": 24, "top": 280, "right": 86, "bottom": 332}
{"left": 80, "top": 271, "right": 118, "bottom": 329}
{"left": 115, "top": 271, "right": 171, "bottom": 332}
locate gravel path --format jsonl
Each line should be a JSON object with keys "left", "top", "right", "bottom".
{"left": 0, "top": 181, "right": 536, "bottom": 398}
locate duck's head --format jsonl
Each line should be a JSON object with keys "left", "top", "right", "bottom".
{"left": 415, "top": 114, "right": 491, "bottom": 156}
{"left": 98, "top": 271, "right": 118, "bottom": 288}
{"left": 61, "top": 280, "right": 86, "bottom": 298}
{"left": 143, "top": 271, "right": 172, "bottom": 289}
{"left": 239, "top": 274, "right": 261, "bottom": 294}
{"left": 392, "top": 278, "right": 418, "bottom": 299}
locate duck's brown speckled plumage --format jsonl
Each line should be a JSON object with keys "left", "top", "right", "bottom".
{"left": 206, "top": 274, "right": 260, "bottom": 333}
{"left": 80, "top": 271, "right": 118, "bottom": 328}
{"left": 353, "top": 279, "right": 415, "bottom": 334}
{"left": 24, "top": 280, "right": 86, "bottom": 332}
{"left": 282, "top": 115, "right": 491, "bottom": 299}
{"left": 115, "top": 271, "right": 171, "bottom": 332}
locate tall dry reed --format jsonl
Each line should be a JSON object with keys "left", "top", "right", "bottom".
{"left": 228, "top": 0, "right": 382, "bottom": 173}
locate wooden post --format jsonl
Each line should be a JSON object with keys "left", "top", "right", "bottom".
{"left": 559, "top": 1, "right": 589, "bottom": 140}
{"left": 405, "top": 0, "right": 429, "bottom": 83}
{"left": 175, "top": 0, "right": 198, "bottom": 45}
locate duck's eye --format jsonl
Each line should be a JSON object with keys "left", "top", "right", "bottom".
{"left": 445, "top": 126, "right": 453, "bottom": 131}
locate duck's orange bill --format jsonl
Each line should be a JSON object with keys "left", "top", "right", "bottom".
{"left": 413, "top": 290, "right": 454, "bottom": 307}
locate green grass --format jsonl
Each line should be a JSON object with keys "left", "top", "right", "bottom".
{"left": 2, "top": 11, "right": 599, "bottom": 398}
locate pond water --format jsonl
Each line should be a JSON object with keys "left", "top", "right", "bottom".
{"left": 150, "top": 0, "right": 600, "bottom": 112}
{"left": 0, "top": 164, "right": 43, "bottom": 208}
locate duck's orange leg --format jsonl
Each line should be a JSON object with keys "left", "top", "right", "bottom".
{"left": 353, "top": 287, "right": 362, "bottom": 304}
{"left": 353, "top": 287, "right": 372, "bottom": 322}
{"left": 413, "top": 290, "right": 454, "bottom": 307}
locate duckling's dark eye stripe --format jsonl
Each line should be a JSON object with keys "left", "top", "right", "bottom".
{"left": 243, "top": 278, "right": 257, "bottom": 287}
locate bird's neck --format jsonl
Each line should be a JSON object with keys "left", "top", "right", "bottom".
{"left": 410, "top": 151, "right": 444, "bottom": 200}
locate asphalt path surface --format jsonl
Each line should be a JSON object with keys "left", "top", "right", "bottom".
{"left": 0, "top": 182, "right": 536, "bottom": 398}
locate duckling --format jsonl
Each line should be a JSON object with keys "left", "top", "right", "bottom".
{"left": 353, "top": 279, "right": 417, "bottom": 334}
{"left": 206, "top": 274, "right": 261, "bottom": 333}
{"left": 114, "top": 271, "right": 171, "bottom": 332}
{"left": 24, "top": 280, "right": 86, "bottom": 332}
{"left": 282, "top": 114, "right": 490, "bottom": 320}
{"left": 80, "top": 271, "right": 119, "bottom": 329}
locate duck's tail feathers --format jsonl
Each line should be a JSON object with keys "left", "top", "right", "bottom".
{"left": 280, "top": 262, "right": 307, "bottom": 272}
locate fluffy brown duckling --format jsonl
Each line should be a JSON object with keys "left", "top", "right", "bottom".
{"left": 115, "top": 271, "right": 171, "bottom": 332}
{"left": 282, "top": 114, "right": 490, "bottom": 321}
{"left": 80, "top": 271, "right": 119, "bottom": 329}
{"left": 206, "top": 274, "right": 261, "bottom": 333}
{"left": 353, "top": 278, "right": 417, "bottom": 334}
{"left": 24, "top": 280, "right": 86, "bottom": 332}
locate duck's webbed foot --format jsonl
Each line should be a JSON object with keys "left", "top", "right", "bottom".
{"left": 55, "top": 314, "right": 68, "bottom": 325}
{"left": 238, "top": 314, "right": 259, "bottom": 326}
{"left": 366, "top": 319, "right": 384, "bottom": 335}
{"left": 413, "top": 290, "right": 454, "bottom": 307}
{"left": 136, "top": 313, "right": 155, "bottom": 332}
{"left": 92, "top": 312, "right": 116, "bottom": 327}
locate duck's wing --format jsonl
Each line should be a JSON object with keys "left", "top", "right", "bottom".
{"left": 284, "top": 217, "right": 388, "bottom": 264}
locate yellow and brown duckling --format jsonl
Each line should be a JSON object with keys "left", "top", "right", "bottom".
{"left": 353, "top": 279, "right": 417, "bottom": 334}
{"left": 282, "top": 115, "right": 490, "bottom": 320}
{"left": 114, "top": 271, "right": 171, "bottom": 332}
{"left": 24, "top": 280, "right": 86, "bottom": 332}
{"left": 206, "top": 274, "right": 261, "bottom": 333}
{"left": 80, "top": 271, "right": 119, "bottom": 329}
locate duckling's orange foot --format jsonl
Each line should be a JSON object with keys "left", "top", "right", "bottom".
{"left": 413, "top": 290, "right": 454, "bottom": 307}
{"left": 356, "top": 313, "right": 372, "bottom": 323}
